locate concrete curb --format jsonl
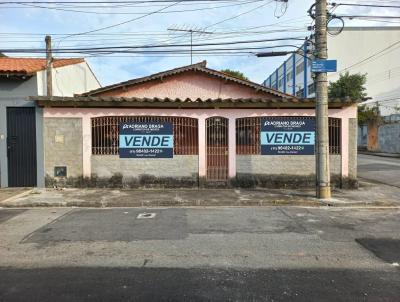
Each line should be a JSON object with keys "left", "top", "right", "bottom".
{"left": 2, "top": 199, "right": 397, "bottom": 208}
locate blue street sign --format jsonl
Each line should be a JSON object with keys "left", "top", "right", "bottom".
{"left": 311, "top": 60, "right": 337, "bottom": 73}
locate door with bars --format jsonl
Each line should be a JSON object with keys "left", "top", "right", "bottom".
{"left": 206, "top": 117, "right": 229, "bottom": 181}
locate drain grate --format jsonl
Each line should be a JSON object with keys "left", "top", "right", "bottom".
{"left": 137, "top": 212, "right": 156, "bottom": 219}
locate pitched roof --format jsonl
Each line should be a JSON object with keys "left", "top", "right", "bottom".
{"left": 0, "top": 57, "right": 85, "bottom": 75}
{"left": 81, "top": 61, "right": 294, "bottom": 99}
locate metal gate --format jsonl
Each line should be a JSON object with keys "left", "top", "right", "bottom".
{"left": 206, "top": 117, "right": 228, "bottom": 181}
{"left": 7, "top": 107, "right": 37, "bottom": 187}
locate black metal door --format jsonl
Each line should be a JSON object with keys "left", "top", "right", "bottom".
{"left": 7, "top": 107, "right": 37, "bottom": 187}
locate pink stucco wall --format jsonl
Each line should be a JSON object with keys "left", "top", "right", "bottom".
{"left": 97, "top": 71, "right": 276, "bottom": 100}
{"left": 44, "top": 106, "right": 357, "bottom": 179}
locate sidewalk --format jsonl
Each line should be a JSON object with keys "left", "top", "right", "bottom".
{"left": 1, "top": 180, "right": 399, "bottom": 208}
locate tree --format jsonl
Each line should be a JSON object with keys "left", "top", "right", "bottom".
{"left": 358, "top": 103, "right": 380, "bottom": 125}
{"left": 328, "top": 72, "right": 373, "bottom": 125}
{"left": 328, "top": 72, "right": 367, "bottom": 100}
{"left": 220, "top": 69, "right": 249, "bottom": 81}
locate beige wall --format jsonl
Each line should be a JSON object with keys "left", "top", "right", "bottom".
{"left": 328, "top": 28, "right": 400, "bottom": 115}
{"left": 44, "top": 117, "right": 83, "bottom": 178}
{"left": 91, "top": 155, "right": 198, "bottom": 179}
{"left": 37, "top": 62, "right": 101, "bottom": 97}
{"left": 237, "top": 155, "right": 342, "bottom": 175}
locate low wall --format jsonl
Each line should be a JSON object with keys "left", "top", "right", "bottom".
{"left": 235, "top": 154, "right": 344, "bottom": 188}
{"left": 378, "top": 123, "right": 400, "bottom": 154}
{"left": 91, "top": 155, "right": 199, "bottom": 187}
{"left": 360, "top": 120, "right": 400, "bottom": 154}
{"left": 236, "top": 155, "right": 342, "bottom": 175}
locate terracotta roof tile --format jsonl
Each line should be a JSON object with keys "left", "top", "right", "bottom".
{"left": 0, "top": 57, "right": 85, "bottom": 75}
{"left": 31, "top": 96, "right": 357, "bottom": 109}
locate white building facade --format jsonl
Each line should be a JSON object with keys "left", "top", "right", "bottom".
{"left": 263, "top": 27, "right": 400, "bottom": 116}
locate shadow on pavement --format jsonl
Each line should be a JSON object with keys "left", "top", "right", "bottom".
{"left": 0, "top": 266, "right": 399, "bottom": 302}
{"left": 356, "top": 238, "right": 400, "bottom": 264}
{"left": 0, "top": 209, "right": 26, "bottom": 224}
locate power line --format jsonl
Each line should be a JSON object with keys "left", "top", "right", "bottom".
{"left": 11, "top": 0, "right": 262, "bottom": 15}
{"left": 331, "top": 2, "right": 400, "bottom": 9}
{"left": 202, "top": 0, "right": 274, "bottom": 30}
{"left": 339, "top": 40, "right": 400, "bottom": 72}
{"left": 338, "top": 15, "right": 400, "bottom": 19}
{"left": 0, "top": 36, "right": 306, "bottom": 52}
{"left": 58, "top": 0, "right": 184, "bottom": 41}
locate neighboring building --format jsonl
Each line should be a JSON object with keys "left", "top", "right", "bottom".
{"left": 0, "top": 57, "right": 100, "bottom": 187}
{"left": 358, "top": 114, "right": 400, "bottom": 154}
{"left": 263, "top": 27, "right": 400, "bottom": 116}
{"left": 32, "top": 61, "right": 358, "bottom": 189}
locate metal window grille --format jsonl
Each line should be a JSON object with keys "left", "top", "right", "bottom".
{"left": 236, "top": 117, "right": 261, "bottom": 155}
{"left": 91, "top": 116, "right": 198, "bottom": 155}
{"left": 328, "top": 117, "right": 341, "bottom": 155}
{"left": 236, "top": 117, "right": 342, "bottom": 155}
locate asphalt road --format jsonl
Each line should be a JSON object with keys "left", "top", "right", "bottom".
{"left": 0, "top": 207, "right": 399, "bottom": 301}
{"left": 358, "top": 154, "right": 400, "bottom": 187}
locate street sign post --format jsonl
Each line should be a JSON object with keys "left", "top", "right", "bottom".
{"left": 311, "top": 60, "right": 337, "bottom": 73}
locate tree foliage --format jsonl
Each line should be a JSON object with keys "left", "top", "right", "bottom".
{"left": 358, "top": 104, "right": 380, "bottom": 125}
{"left": 328, "top": 72, "right": 367, "bottom": 100}
{"left": 328, "top": 72, "right": 374, "bottom": 125}
{"left": 220, "top": 69, "right": 249, "bottom": 81}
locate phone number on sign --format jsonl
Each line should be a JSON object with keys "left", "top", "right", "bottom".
{"left": 129, "top": 149, "right": 163, "bottom": 154}
{"left": 270, "top": 146, "right": 305, "bottom": 151}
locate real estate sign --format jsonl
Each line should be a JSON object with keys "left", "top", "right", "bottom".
{"left": 119, "top": 122, "right": 174, "bottom": 158}
{"left": 261, "top": 117, "right": 315, "bottom": 155}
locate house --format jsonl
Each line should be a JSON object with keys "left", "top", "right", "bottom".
{"left": 0, "top": 57, "right": 101, "bottom": 187}
{"left": 32, "top": 61, "right": 358, "bottom": 188}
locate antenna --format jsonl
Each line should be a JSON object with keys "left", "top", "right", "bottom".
{"left": 167, "top": 27, "right": 213, "bottom": 64}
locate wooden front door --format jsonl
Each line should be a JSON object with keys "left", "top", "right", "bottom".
{"left": 206, "top": 117, "right": 228, "bottom": 181}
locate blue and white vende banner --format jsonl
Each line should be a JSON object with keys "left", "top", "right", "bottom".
{"left": 261, "top": 118, "right": 315, "bottom": 155}
{"left": 119, "top": 122, "right": 173, "bottom": 158}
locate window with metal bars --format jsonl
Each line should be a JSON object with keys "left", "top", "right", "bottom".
{"left": 236, "top": 117, "right": 341, "bottom": 155}
{"left": 91, "top": 116, "right": 198, "bottom": 155}
{"left": 328, "top": 117, "right": 341, "bottom": 155}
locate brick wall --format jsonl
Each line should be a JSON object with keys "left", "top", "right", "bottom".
{"left": 44, "top": 117, "right": 83, "bottom": 178}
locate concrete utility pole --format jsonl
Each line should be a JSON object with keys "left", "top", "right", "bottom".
{"left": 314, "top": 0, "right": 331, "bottom": 199}
{"left": 45, "top": 35, "right": 53, "bottom": 97}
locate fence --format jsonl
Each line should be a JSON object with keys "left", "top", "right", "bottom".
{"left": 91, "top": 116, "right": 198, "bottom": 155}
{"left": 236, "top": 117, "right": 341, "bottom": 155}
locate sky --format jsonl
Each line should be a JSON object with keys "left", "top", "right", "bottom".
{"left": 0, "top": 0, "right": 395, "bottom": 86}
